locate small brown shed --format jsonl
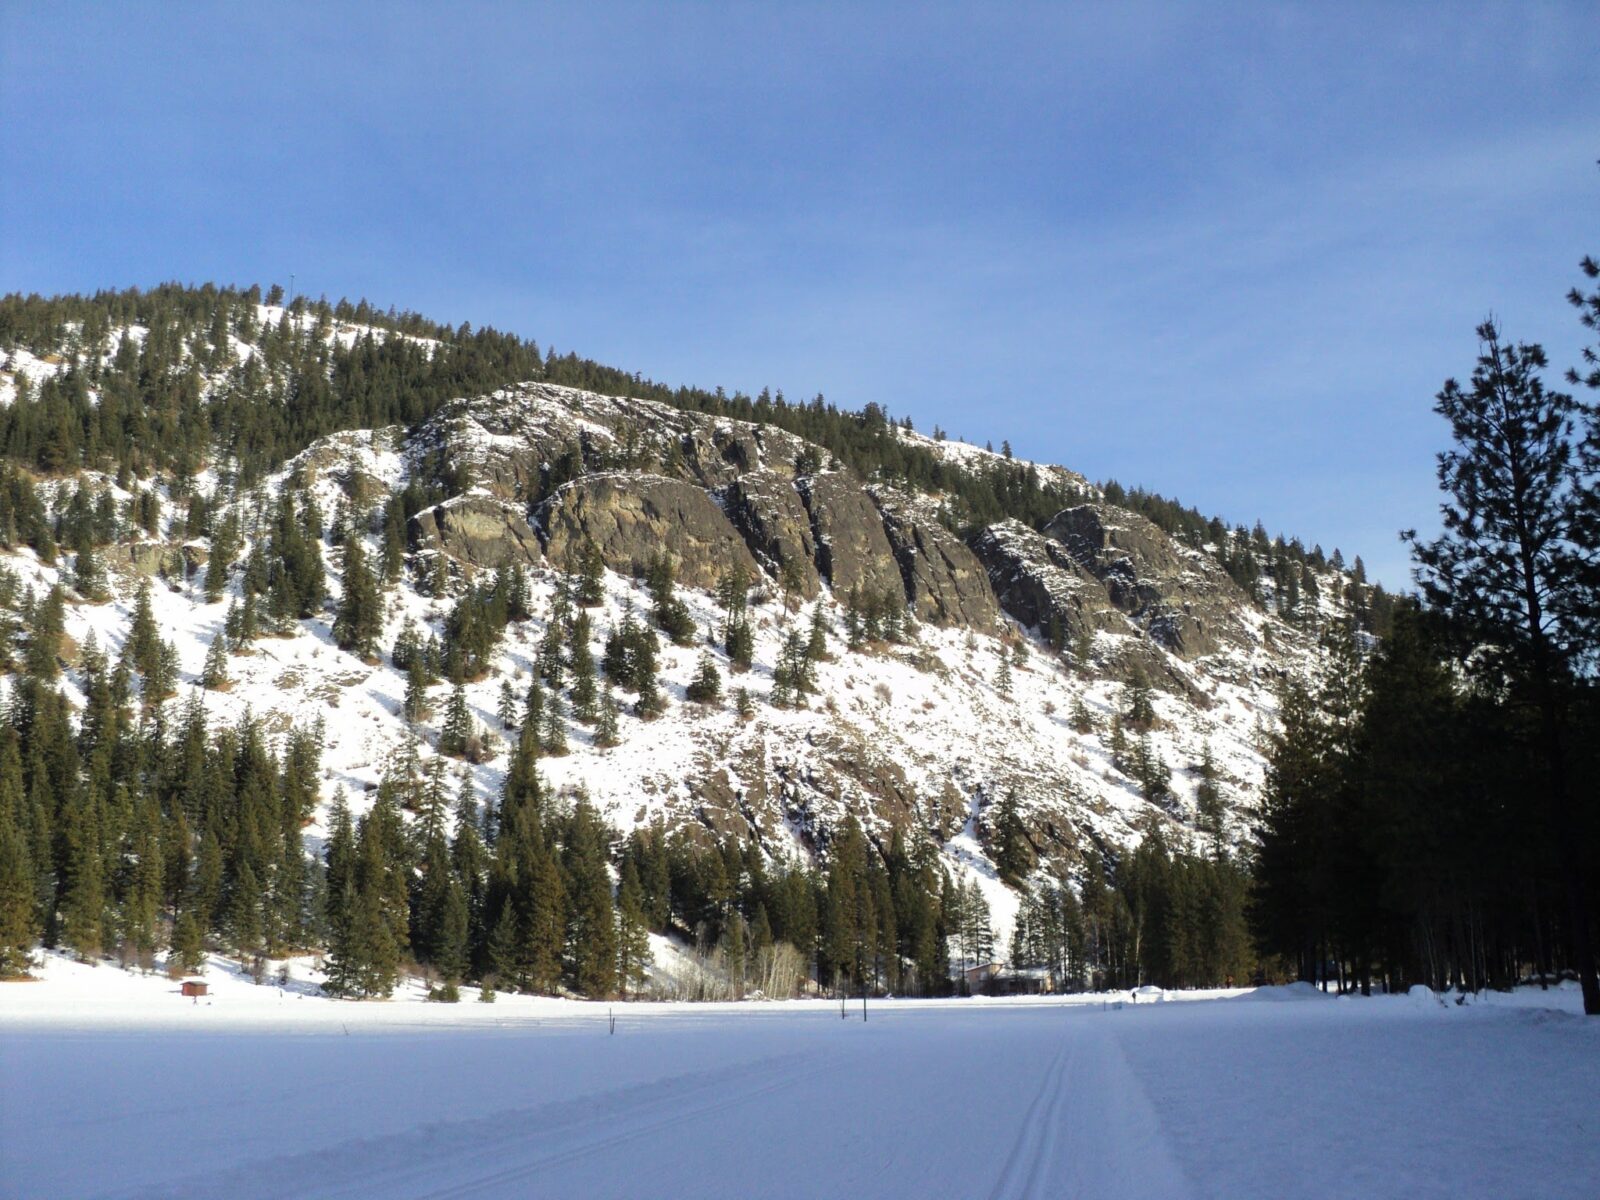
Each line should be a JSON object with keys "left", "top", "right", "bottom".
{"left": 181, "top": 980, "right": 208, "bottom": 998}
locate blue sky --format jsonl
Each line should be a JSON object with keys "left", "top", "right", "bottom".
{"left": 3, "top": 3, "right": 1596, "bottom": 586}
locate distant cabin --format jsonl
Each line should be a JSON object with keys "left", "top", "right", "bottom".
{"left": 181, "top": 980, "right": 208, "bottom": 997}
{"left": 955, "top": 962, "right": 1057, "bottom": 995}
{"left": 961, "top": 962, "right": 1004, "bottom": 991}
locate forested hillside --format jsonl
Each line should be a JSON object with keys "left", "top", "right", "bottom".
{"left": 0, "top": 278, "right": 1592, "bottom": 1013}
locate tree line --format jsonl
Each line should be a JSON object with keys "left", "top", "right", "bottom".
{"left": 1252, "top": 259, "right": 1600, "bottom": 1013}
{"left": 1, "top": 282, "right": 1352, "bottom": 597}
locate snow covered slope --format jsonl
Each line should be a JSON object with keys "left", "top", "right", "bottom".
{"left": 0, "top": 305, "right": 1363, "bottom": 957}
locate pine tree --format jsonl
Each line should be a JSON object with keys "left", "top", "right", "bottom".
{"left": 518, "top": 839, "right": 567, "bottom": 994}
{"left": 74, "top": 540, "right": 108, "bottom": 603}
{"left": 575, "top": 537, "right": 605, "bottom": 607}
{"left": 724, "top": 618, "right": 754, "bottom": 672}
{"left": 1195, "top": 742, "right": 1224, "bottom": 840}
{"left": 439, "top": 683, "right": 472, "bottom": 757}
{"left": 718, "top": 565, "right": 753, "bottom": 670}
{"left": 205, "top": 509, "right": 240, "bottom": 602}
{"left": 1069, "top": 694, "right": 1096, "bottom": 734}
{"left": 332, "top": 532, "right": 383, "bottom": 659}
{"left": 616, "top": 857, "right": 652, "bottom": 997}
{"left": 1108, "top": 714, "right": 1129, "bottom": 773}
{"left": 145, "top": 640, "right": 179, "bottom": 707}
{"left": 1123, "top": 668, "right": 1156, "bottom": 731}
{"left": 235, "top": 590, "right": 259, "bottom": 647}
{"left": 26, "top": 585, "right": 65, "bottom": 679}
{"left": 594, "top": 682, "right": 621, "bottom": 748}
{"left": 434, "top": 877, "right": 470, "bottom": 985}
{"left": 120, "top": 796, "right": 164, "bottom": 966}
{"left": 58, "top": 791, "right": 105, "bottom": 961}
{"left": 633, "top": 638, "right": 665, "bottom": 719}
{"left": 523, "top": 675, "right": 545, "bottom": 735}
{"left": 485, "top": 904, "right": 519, "bottom": 990}
{"left": 227, "top": 861, "right": 263, "bottom": 960}
{"left": 497, "top": 678, "right": 518, "bottom": 730}
{"left": 1134, "top": 733, "right": 1172, "bottom": 805}
{"left": 342, "top": 875, "right": 400, "bottom": 998}
{"left": 126, "top": 580, "right": 163, "bottom": 681}
{"left": 603, "top": 609, "right": 654, "bottom": 690}
{"left": 540, "top": 690, "right": 568, "bottom": 755}
{"left": 996, "top": 652, "right": 1012, "bottom": 696}
{"left": 0, "top": 812, "right": 38, "bottom": 976}
{"left": 201, "top": 633, "right": 231, "bottom": 690}
{"left": 686, "top": 651, "right": 722, "bottom": 705}
{"left": 772, "top": 631, "right": 812, "bottom": 708}
{"left": 169, "top": 908, "right": 204, "bottom": 975}
{"left": 326, "top": 800, "right": 405, "bottom": 999}
{"left": 646, "top": 553, "right": 696, "bottom": 645}
{"left": 537, "top": 607, "right": 565, "bottom": 692}
{"left": 563, "top": 802, "right": 619, "bottom": 997}
{"left": 568, "top": 611, "right": 598, "bottom": 721}
{"left": 1072, "top": 624, "right": 1094, "bottom": 674}
{"left": 191, "top": 828, "right": 224, "bottom": 934}
{"left": 990, "top": 791, "right": 1031, "bottom": 887}
{"left": 805, "top": 603, "right": 829, "bottom": 664}
{"left": 1405, "top": 320, "right": 1599, "bottom": 1015}
{"left": 779, "top": 557, "right": 805, "bottom": 616}
{"left": 403, "top": 658, "right": 430, "bottom": 724}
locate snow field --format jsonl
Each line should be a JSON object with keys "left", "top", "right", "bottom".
{"left": 3, "top": 959, "right": 1596, "bottom": 1200}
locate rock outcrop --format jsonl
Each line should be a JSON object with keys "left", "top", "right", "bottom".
{"left": 718, "top": 473, "right": 822, "bottom": 598}
{"left": 421, "top": 384, "right": 825, "bottom": 501}
{"left": 799, "top": 472, "right": 906, "bottom": 602}
{"left": 409, "top": 493, "right": 543, "bottom": 569}
{"left": 105, "top": 540, "right": 186, "bottom": 579}
{"left": 875, "top": 493, "right": 1000, "bottom": 632}
{"left": 1044, "top": 505, "right": 1248, "bottom": 659}
{"left": 539, "top": 472, "right": 760, "bottom": 590}
{"left": 971, "top": 519, "right": 1123, "bottom": 646}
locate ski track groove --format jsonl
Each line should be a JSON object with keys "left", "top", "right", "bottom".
{"left": 411, "top": 1058, "right": 830, "bottom": 1200}
{"left": 114, "top": 1052, "right": 819, "bottom": 1200}
{"left": 986, "top": 1027, "right": 1075, "bottom": 1200}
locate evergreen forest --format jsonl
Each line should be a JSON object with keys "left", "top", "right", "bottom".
{"left": 0, "top": 263, "right": 1594, "bottom": 1014}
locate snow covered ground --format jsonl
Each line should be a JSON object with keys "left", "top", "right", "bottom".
{"left": 3, "top": 957, "right": 1596, "bottom": 1199}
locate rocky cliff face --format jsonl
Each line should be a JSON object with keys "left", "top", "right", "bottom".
{"left": 971, "top": 519, "right": 1128, "bottom": 652}
{"left": 3, "top": 369, "right": 1342, "bottom": 940}
{"left": 796, "top": 472, "right": 907, "bottom": 601}
{"left": 717, "top": 473, "right": 822, "bottom": 598}
{"left": 1043, "top": 505, "right": 1251, "bottom": 659}
{"left": 381, "top": 383, "right": 1331, "bottom": 886}
{"left": 539, "top": 472, "right": 760, "bottom": 590}
{"left": 410, "top": 493, "right": 543, "bottom": 569}
{"left": 875, "top": 491, "right": 1001, "bottom": 632}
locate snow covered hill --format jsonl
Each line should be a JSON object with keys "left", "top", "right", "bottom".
{"left": 0, "top": 290, "right": 1369, "bottom": 975}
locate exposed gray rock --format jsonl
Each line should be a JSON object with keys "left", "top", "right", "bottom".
{"left": 970, "top": 519, "right": 1123, "bottom": 646}
{"left": 420, "top": 383, "right": 825, "bottom": 501}
{"left": 104, "top": 541, "right": 183, "bottom": 579}
{"left": 718, "top": 472, "right": 821, "bottom": 598}
{"left": 799, "top": 472, "right": 906, "bottom": 602}
{"left": 1044, "top": 505, "right": 1250, "bottom": 659}
{"left": 539, "top": 472, "right": 759, "bottom": 590}
{"left": 874, "top": 492, "right": 1001, "bottom": 632}
{"left": 409, "top": 493, "right": 543, "bottom": 569}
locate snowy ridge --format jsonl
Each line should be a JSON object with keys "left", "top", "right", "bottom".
{"left": 0, "top": 295, "right": 1360, "bottom": 967}
{"left": 0, "top": 399, "right": 1324, "bottom": 959}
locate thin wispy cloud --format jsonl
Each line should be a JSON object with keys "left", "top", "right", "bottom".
{"left": 3, "top": 3, "right": 1595, "bottom": 585}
